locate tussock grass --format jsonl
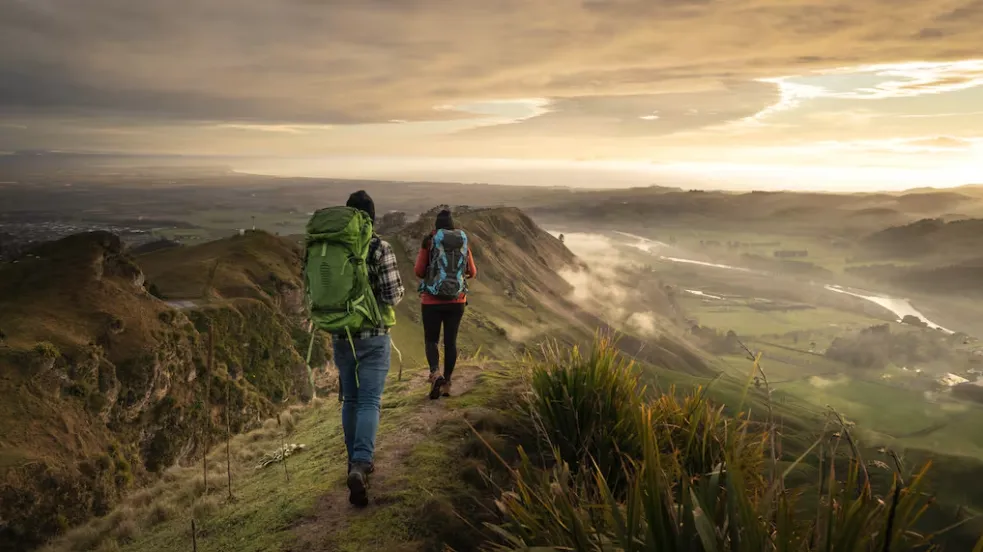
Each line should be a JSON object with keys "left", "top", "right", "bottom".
{"left": 192, "top": 496, "right": 221, "bottom": 520}
{"left": 144, "top": 499, "right": 177, "bottom": 527}
{"left": 487, "top": 338, "right": 983, "bottom": 551}
{"left": 110, "top": 516, "right": 139, "bottom": 544}
{"left": 61, "top": 524, "right": 102, "bottom": 552}
{"left": 528, "top": 338, "right": 645, "bottom": 493}
{"left": 39, "top": 404, "right": 300, "bottom": 552}
{"left": 281, "top": 411, "right": 297, "bottom": 434}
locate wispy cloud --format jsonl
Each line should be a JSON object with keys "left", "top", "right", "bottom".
{"left": 823, "top": 60, "right": 983, "bottom": 99}
{"left": 211, "top": 123, "right": 334, "bottom": 134}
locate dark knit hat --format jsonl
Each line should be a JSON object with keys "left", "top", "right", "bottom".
{"left": 435, "top": 209, "right": 454, "bottom": 230}
{"left": 346, "top": 190, "right": 376, "bottom": 222}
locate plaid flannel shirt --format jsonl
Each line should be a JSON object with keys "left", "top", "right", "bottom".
{"left": 334, "top": 236, "right": 404, "bottom": 341}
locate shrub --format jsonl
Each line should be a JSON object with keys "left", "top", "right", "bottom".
{"left": 87, "top": 392, "right": 108, "bottom": 414}
{"left": 147, "top": 283, "right": 165, "bottom": 299}
{"left": 64, "top": 382, "right": 89, "bottom": 398}
{"left": 34, "top": 341, "right": 60, "bottom": 360}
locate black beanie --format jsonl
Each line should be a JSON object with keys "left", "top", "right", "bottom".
{"left": 435, "top": 209, "right": 454, "bottom": 230}
{"left": 346, "top": 190, "right": 376, "bottom": 222}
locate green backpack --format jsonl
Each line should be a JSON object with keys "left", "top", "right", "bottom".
{"left": 303, "top": 206, "right": 384, "bottom": 334}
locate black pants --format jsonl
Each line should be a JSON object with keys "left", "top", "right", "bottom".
{"left": 422, "top": 302, "right": 466, "bottom": 381}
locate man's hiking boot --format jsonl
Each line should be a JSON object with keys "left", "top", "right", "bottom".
{"left": 429, "top": 375, "right": 446, "bottom": 400}
{"left": 348, "top": 462, "right": 374, "bottom": 475}
{"left": 347, "top": 462, "right": 371, "bottom": 508}
{"left": 440, "top": 379, "right": 452, "bottom": 397}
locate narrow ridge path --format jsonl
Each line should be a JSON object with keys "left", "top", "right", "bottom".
{"left": 288, "top": 361, "right": 488, "bottom": 551}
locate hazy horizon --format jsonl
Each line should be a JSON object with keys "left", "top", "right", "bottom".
{"left": 233, "top": 155, "right": 983, "bottom": 192}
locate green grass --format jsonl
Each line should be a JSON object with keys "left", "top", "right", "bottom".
{"left": 681, "top": 297, "right": 885, "bottom": 337}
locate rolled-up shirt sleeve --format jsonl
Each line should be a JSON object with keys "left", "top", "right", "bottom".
{"left": 373, "top": 239, "right": 405, "bottom": 306}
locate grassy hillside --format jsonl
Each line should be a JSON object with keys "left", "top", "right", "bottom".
{"left": 37, "top": 339, "right": 983, "bottom": 552}
{"left": 0, "top": 206, "right": 635, "bottom": 550}
{"left": 0, "top": 231, "right": 319, "bottom": 550}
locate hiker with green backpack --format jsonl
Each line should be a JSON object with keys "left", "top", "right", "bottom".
{"left": 303, "top": 190, "right": 404, "bottom": 508}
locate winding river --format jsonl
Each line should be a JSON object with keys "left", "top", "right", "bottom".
{"left": 615, "top": 232, "right": 954, "bottom": 334}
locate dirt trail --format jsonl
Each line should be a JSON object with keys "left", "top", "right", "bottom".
{"left": 289, "top": 362, "right": 487, "bottom": 551}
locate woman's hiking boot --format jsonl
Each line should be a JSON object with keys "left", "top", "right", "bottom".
{"left": 440, "top": 378, "right": 452, "bottom": 397}
{"left": 347, "top": 462, "right": 371, "bottom": 508}
{"left": 429, "top": 374, "right": 446, "bottom": 400}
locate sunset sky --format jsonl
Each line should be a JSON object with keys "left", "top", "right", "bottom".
{"left": 1, "top": 0, "right": 981, "bottom": 189}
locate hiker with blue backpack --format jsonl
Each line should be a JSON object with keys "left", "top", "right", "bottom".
{"left": 414, "top": 209, "right": 477, "bottom": 400}
{"left": 303, "top": 190, "right": 404, "bottom": 508}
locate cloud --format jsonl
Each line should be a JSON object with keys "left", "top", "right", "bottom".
{"left": 210, "top": 123, "right": 335, "bottom": 134}
{"left": 823, "top": 60, "right": 983, "bottom": 99}
{"left": 2, "top": 0, "right": 982, "bottom": 130}
{"left": 905, "top": 136, "right": 976, "bottom": 150}
{"left": 458, "top": 82, "right": 779, "bottom": 138}
{"left": 815, "top": 136, "right": 980, "bottom": 154}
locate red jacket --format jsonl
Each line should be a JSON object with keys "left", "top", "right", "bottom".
{"left": 414, "top": 235, "right": 477, "bottom": 305}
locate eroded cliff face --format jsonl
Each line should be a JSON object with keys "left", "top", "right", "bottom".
{"left": 0, "top": 231, "right": 321, "bottom": 550}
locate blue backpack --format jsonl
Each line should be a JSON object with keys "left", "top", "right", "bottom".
{"left": 421, "top": 229, "right": 468, "bottom": 300}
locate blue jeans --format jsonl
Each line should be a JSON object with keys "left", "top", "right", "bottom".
{"left": 334, "top": 334, "right": 391, "bottom": 465}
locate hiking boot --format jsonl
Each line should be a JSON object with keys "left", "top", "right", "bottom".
{"left": 428, "top": 369, "right": 439, "bottom": 383}
{"left": 347, "top": 462, "right": 371, "bottom": 508}
{"left": 429, "top": 375, "right": 446, "bottom": 400}
{"left": 348, "top": 461, "right": 374, "bottom": 475}
{"left": 440, "top": 378, "right": 452, "bottom": 397}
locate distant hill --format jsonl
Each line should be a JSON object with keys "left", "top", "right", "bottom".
{"left": 529, "top": 188, "right": 983, "bottom": 236}
{"left": 862, "top": 218, "right": 983, "bottom": 260}
{"left": 127, "top": 238, "right": 182, "bottom": 255}
{"left": 840, "top": 217, "right": 983, "bottom": 296}
{"left": 137, "top": 230, "right": 304, "bottom": 305}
